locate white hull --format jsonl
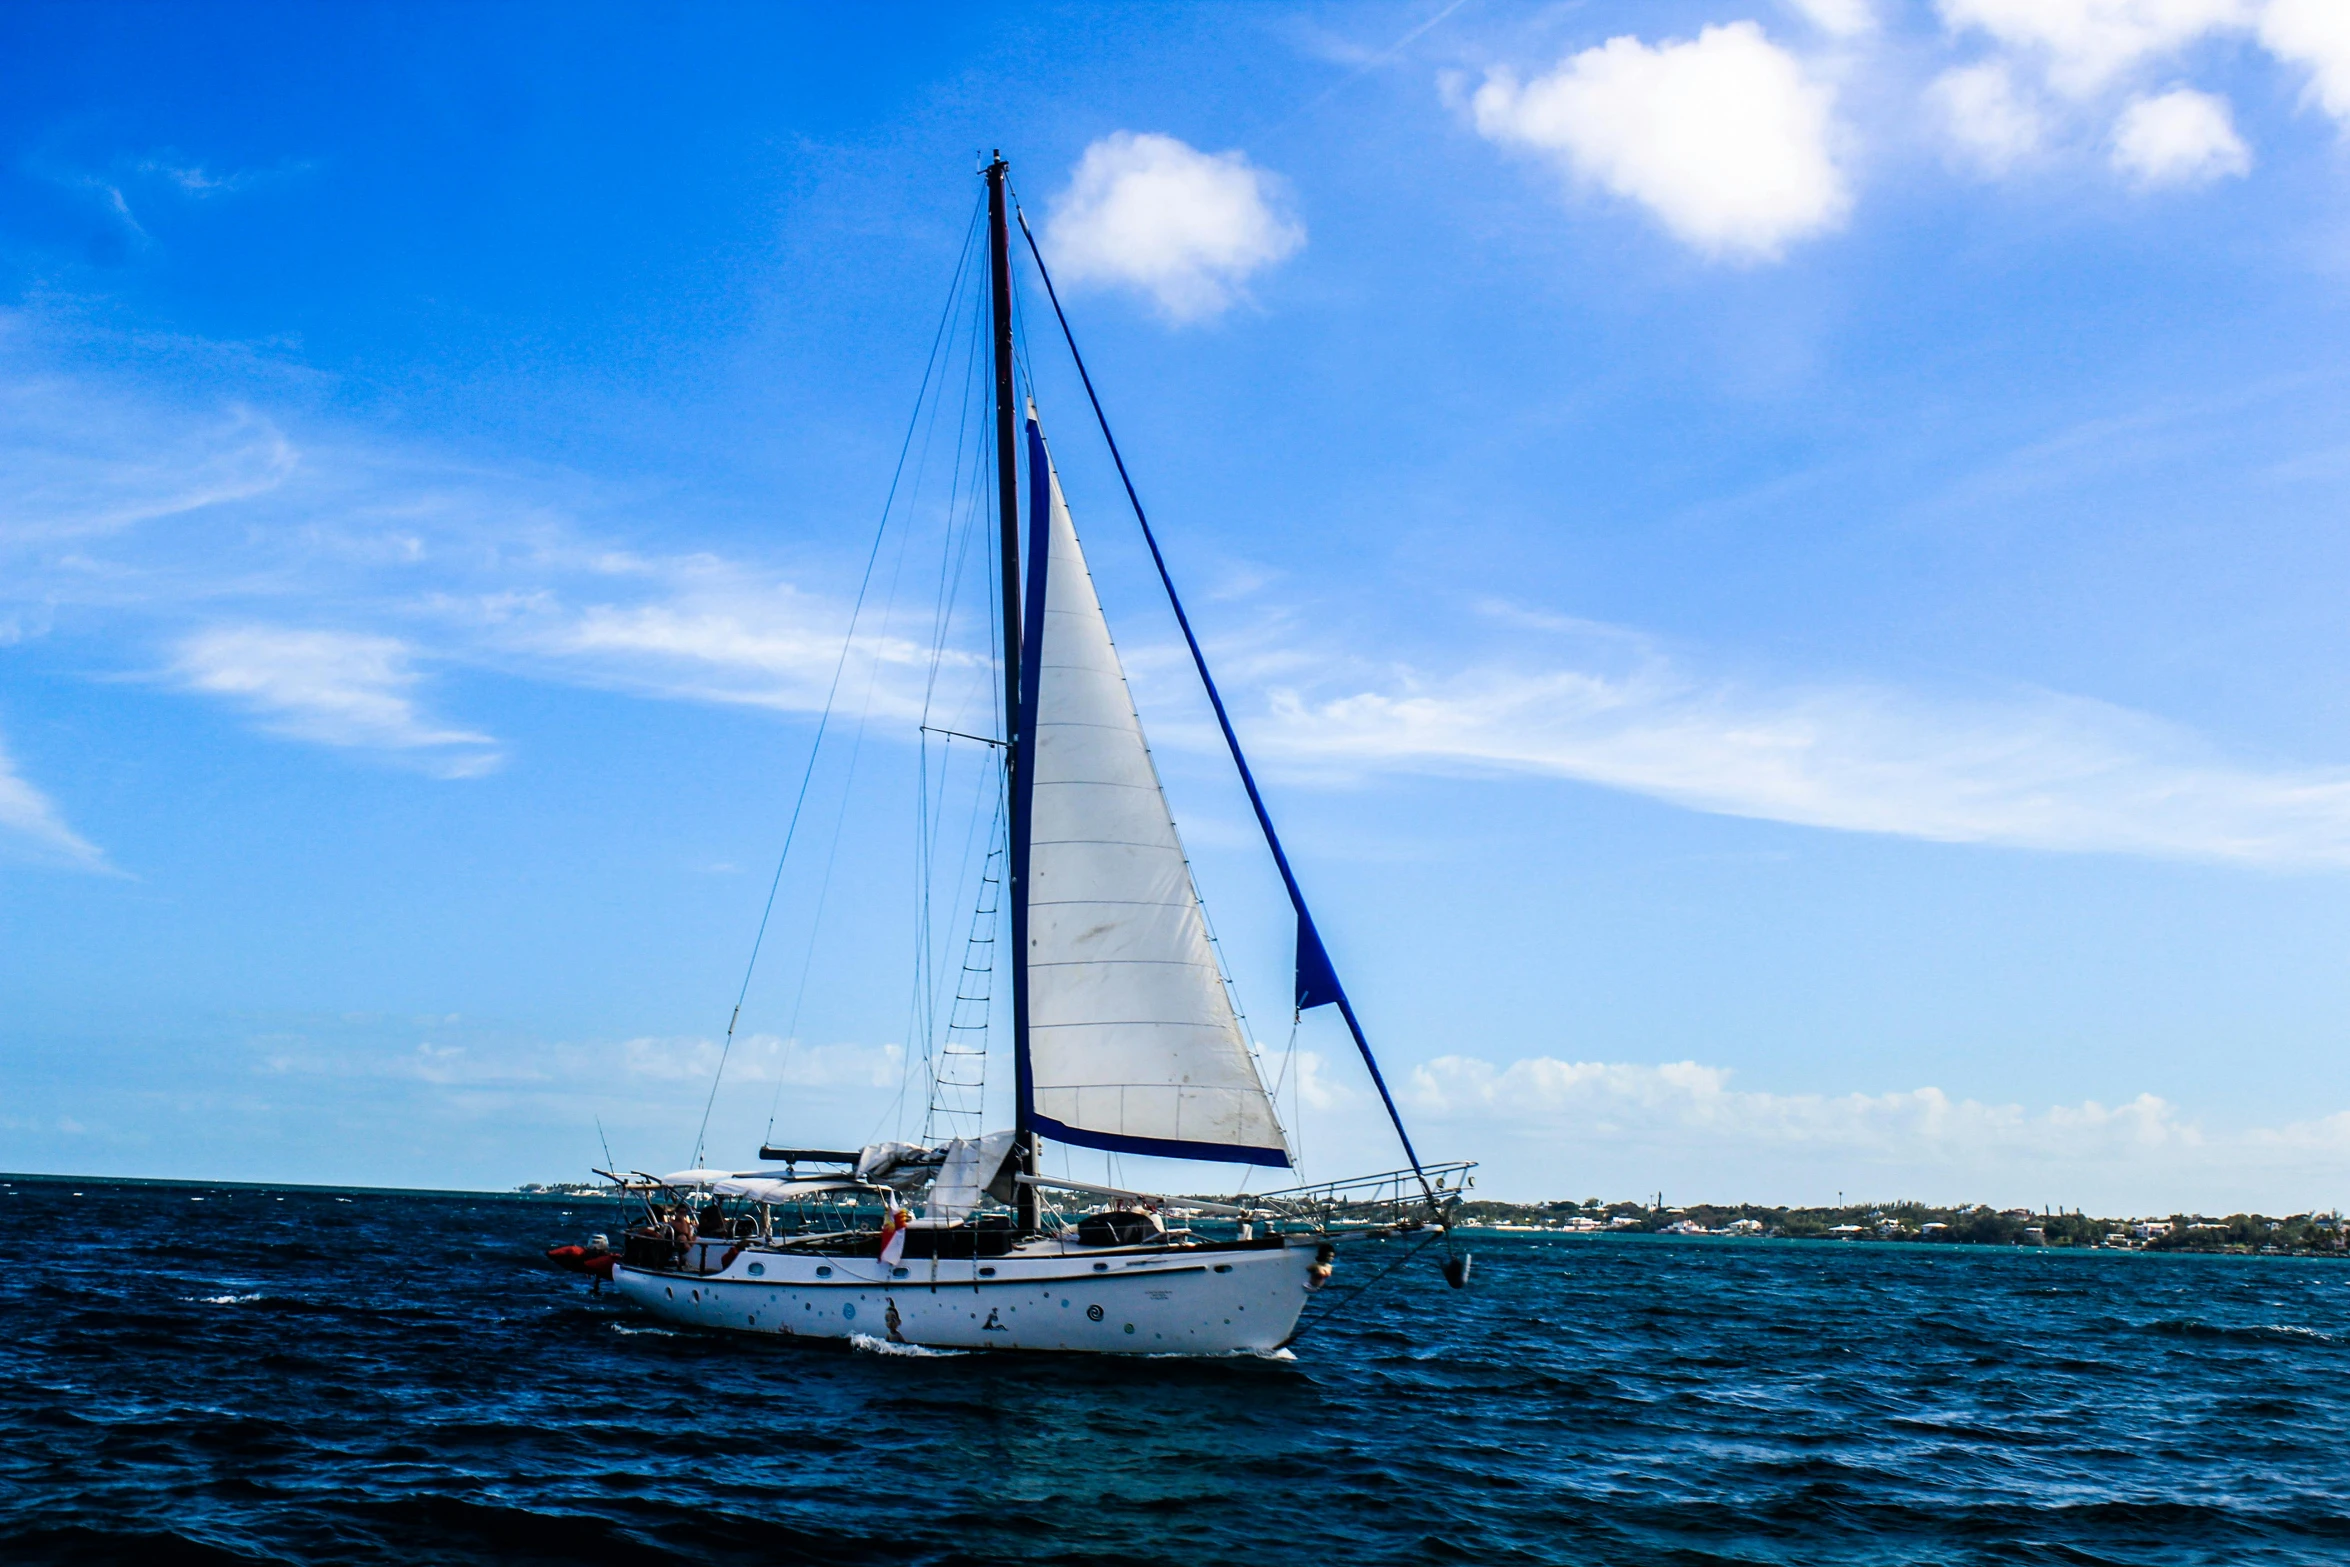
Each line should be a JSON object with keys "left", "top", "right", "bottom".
{"left": 611, "top": 1235, "right": 1321, "bottom": 1354}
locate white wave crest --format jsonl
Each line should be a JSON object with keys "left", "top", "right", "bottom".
{"left": 849, "top": 1333, "right": 965, "bottom": 1358}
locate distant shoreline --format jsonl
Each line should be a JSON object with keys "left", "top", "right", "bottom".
{"left": 1449, "top": 1199, "right": 2349, "bottom": 1258}
{"left": 9, "top": 1171, "right": 2342, "bottom": 1259}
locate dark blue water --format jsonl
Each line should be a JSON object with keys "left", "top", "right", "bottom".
{"left": 3, "top": 1177, "right": 2347, "bottom": 1565}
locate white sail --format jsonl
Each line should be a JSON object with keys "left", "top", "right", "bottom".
{"left": 1023, "top": 426, "right": 1290, "bottom": 1166}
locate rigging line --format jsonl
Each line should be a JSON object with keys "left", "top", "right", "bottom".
{"left": 914, "top": 735, "right": 933, "bottom": 1080}
{"left": 805, "top": 477, "right": 917, "bottom": 1153}
{"left": 876, "top": 285, "right": 976, "bottom": 1150}
{"left": 812, "top": 389, "right": 936, "bottom": 1155}
{"left": 710, "top": 190, "right": 983, "bottom": 1160}
{"left": 1010, "top": 195, "right": 1443, "bottom": 1215}
{"left": 919, "top": 750, "right": 991, "bottom": 1068}
{"left": 916, "top": 290, "right": 994, "bottom": 1065}
{"left": 915, "top": 460, "right": 998, "bottom": 1089}
{"left": 920, "top": 275, "right": 991, "bottom": 722}
{"left": 923, "top": 784, "right": 1006, "bottom": 1142}
{"left": 926, "top": 747, "right": 991, "bottom": 1005}
{"left": 918, "top": 336, "right": 997, "bottom": 1096}
{"left": 1287, "top": 1230, "right": 1445, "bottom": 1342}
{"left": 1268, "top": 1009, "right": 1306, "bottom": 1182}
{"left": 1290, "top": 1013, "right": 1308, "bottom": 1183}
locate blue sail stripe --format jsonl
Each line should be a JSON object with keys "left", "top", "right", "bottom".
{"left": 1030, "top": 1113, "right": 1292, "bottom": 1168}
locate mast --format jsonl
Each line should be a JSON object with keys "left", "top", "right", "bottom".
{"left": 987, "top": 153, "right": 1042, "bottom": 1233}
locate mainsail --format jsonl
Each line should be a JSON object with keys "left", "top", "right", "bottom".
{"left": 1013, "top": 417, "right": 1291, "bottom": 1167}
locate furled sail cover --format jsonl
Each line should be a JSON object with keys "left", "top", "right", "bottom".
{"left": 1020, "top": 420, "right": 1291, "bottom": 1168}
{"left": 924, "top": 1130, "right": 1018, "bottom": 1222}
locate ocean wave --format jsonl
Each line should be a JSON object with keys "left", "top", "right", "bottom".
{"left": 2146, "top": 1319, "right": 2340, "bottom": 1348}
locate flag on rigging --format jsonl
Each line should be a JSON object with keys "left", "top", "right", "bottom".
{"left": 878, "top": 1204, "right": 910, "bottom": 1267}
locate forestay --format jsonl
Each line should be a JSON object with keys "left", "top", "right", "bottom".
{"left": 1018, "top": 417, "right": 1291, "bottom": 1167}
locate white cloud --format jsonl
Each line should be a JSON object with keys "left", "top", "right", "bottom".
{"left": 1930, "top": 60, "right": 2050, "bottom": 172}
{"left": 1393, "top": 1053, "right": 2350, "bottom": 1208}
{"left": 1935, "top": 2, "right": 2350, "bottom": 145}
{"left": 1043, "top": 133, "right": 1304, "bottom": 323}
{"left": 1411, "top": 1055, "right": 2194, "bottom": 1161}
{"left": 1786, "top": 0, "right": 1876, "bottom": 38}
{"left": 172, "top": 626, "right": 500, "bottom": 776}
{"left": 2111, "top": 86, "right": 2253, "bottom": 184}
{"left": 30, "top": 316, "right": 2350, "bottom": 877}
{"left": 1937, "top": 0, "right": 2253, "bottom": 97}
{"left": 1247, "top": 631, "right": 2350, "bottom": 868}
{"left": 0, "top": 324, "right": 983, "bottom": 767}
{"left": 2260, "top": 0, "right": 2350, "bottom": 125}
{"left": 522, "top": 569, "right": 966, "bottom": 720}
{"left": 0, "top": 729, "right": 108, "bottom": 870}
{"left": 1468, "top": 22, "right": 1851, "bottom": 262}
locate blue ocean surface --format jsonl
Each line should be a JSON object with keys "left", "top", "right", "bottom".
{"left": 2, "top": 1176, "right": 2346, "bottom": 1565}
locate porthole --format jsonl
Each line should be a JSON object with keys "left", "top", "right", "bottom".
{"left": 748, "top": 1262, "right": 766, "bottom": 1277}
{"left": 1123, "top": 1323, "right": 1135, "bottom": 1335}
{"left": 892, "top": 1266, "right": 908, "bottom": 1278}
{"left": 978, "top": 1267, "right": 996, "bottom": 1277}
{"left": 1086, "top": 1304, "right": 1105, "bottom": 1321}
{"left": 815, "top": 1266, "right": 832, "bottom": 1278}
{"left": 1092, "top": 1262, "right": 1108, "bottom": 1273}
{"left": 1212, "top": 1264, "right": 1232, "bottom": 1274}
{"left": 843, "top": 1302, "right": 857, "bottom": 1320}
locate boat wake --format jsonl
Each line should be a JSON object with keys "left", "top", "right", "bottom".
{"left": 849, "top": 1333, "right": 966, "bottom": 1358}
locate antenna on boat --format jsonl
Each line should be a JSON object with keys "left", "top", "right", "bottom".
{"left": 985, "top": 152, "right": 1042, "bottom": 1236}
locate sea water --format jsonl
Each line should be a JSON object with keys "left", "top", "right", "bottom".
{"left": 2, "top": 1176, "right": 2345, "bottom": 1565}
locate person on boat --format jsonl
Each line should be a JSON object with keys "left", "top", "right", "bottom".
{"left": 666, "top": 1200, "right": 696, "bottom": 1263}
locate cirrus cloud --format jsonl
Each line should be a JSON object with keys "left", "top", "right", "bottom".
{"left": 171, "top": 625, "right": 501, "bottom": 778}
{"left": 1239, "top": 617, "right": 2350, "bottom": 870}
{"left": 0, "top": 728, "right": 108, "bottom": 871}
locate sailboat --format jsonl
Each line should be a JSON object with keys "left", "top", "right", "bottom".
{"left": 580, "top": 156, "right": 1471, "bottom": 1355}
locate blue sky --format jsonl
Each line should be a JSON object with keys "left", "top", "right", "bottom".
{"left": 8, "top": 0, "right": 2350, "bottom": 1211}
